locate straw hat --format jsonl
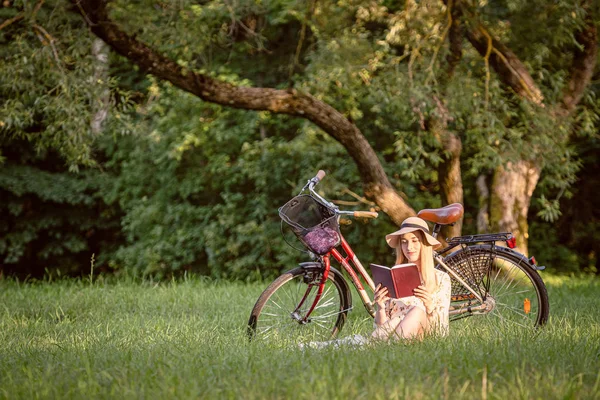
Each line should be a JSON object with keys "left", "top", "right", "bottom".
{"left": 385, "top": 217, "right": 441, "bottom": 249}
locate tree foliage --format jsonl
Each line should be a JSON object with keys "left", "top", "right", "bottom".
{"left": 0, "top": 0, "right": 598, "bottom": 278}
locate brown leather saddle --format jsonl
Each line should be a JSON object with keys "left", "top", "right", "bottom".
{"left": 417, "top": 203, "right": 464, "bottom": 225}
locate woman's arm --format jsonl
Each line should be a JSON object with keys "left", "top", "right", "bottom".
{"left": 413, "top": 285, "right": 434, "bottom": 314}
{"left": 374, "top": 305, "right": 388, "bottom": 327}
{"left": 373, "top": 284, "right": 390, "bottom": 327}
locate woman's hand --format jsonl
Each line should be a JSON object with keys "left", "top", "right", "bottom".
{"left": 373, "top": 284, "right": 390, "bottom": 308}
{"left": 413, "top": 285, "right": 434, "bottom": 314}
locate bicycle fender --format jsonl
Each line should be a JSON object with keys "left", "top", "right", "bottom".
{"left": 492, "top": 246, "right": 546, "bottom": 271}
{"left": 298, "top": 262, "right": 322, "bottom": 269}
{"left": 445, "top": 245, "right": 544, "bottom": 271}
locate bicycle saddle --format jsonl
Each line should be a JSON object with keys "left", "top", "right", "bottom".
{"left": 417, "top": 203, "right": 464, "bottom": 225}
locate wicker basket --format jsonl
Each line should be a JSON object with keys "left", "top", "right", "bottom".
{"left": 279, "top": 194, "right": 340, "bottom": 255}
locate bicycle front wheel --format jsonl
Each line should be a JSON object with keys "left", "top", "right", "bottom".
{"left": 247, "top": 266, "right": 351, "bottom": 343}
{"left": 441, "top": 245, "right": 549, "bottom": 328}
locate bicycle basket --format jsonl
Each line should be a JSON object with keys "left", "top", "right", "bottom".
{"left": 279, "top": 194, "right": 340, "bottom": 255}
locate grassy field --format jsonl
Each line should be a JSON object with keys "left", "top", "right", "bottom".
{"left": 1, "top": 274, "right": 599, "bottom": 399}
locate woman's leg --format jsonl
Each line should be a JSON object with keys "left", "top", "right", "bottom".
{"left": 393, "top": 307, "right": 428, "bottom": 340}
{"left": 371, "top": 316, "right": 402, "bottom": 340}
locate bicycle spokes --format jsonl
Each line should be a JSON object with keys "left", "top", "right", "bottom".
{"left": 250, "top": 270, "right": 348, "bottom": 341}
{"left": 441, "top": 245, "right": 547, "bottom": 328}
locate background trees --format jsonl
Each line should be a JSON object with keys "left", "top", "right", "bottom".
{"left": 1, "top": 0, "right": 598, "bottom": 278}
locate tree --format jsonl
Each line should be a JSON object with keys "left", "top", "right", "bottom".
{"left": 0, "top": 0, "right": 127, "bottom": 276}
{"left": 457, "top": 0, "right": 598, "bottom": 254}
{"left": 2, "top": 0, "right": 598, "bottom": 277}
{"left": 68, "top": 0, "right": 596, "bottom": 251}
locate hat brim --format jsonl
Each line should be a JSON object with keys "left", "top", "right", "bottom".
{"left": 385, "top": 227, "right": 441, "bottom": 249}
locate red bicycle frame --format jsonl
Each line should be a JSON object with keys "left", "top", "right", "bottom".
{"left": 297, "top": 234, "right": 377, "bottom": 323}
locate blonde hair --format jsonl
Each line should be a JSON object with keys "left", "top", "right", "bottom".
{"left": 395, "top": 231, "right": 437, "bottom": 292}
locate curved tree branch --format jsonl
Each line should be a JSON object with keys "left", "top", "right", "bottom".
{"left": 465, "top": 21, "right": 544, "bottom": 106}
{"left": 72, "top": 0, "right": 415, "bottom": 224}
{"left": 0, "top": 13, "right": 24, "bottom": 31}
{"left": 441, "top": 0, "right": 543, "bottom": 105}
{"left": 459, "top": 3, "right": 597, "bottom": 115}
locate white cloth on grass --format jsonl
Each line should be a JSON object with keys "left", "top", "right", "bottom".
{"left": 299, "top": 334, "right": 371, "bottom": 350}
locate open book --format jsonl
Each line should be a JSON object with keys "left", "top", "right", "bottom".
{"left": 370, "top": 263, "right": 422, "bottom": 299}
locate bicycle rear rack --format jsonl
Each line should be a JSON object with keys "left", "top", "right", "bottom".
{"left": 446, "top": 232, "right": 513, "bottom": 246}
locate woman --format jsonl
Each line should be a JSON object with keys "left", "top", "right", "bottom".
{"left": 372, "top": 217, "right": 451, "bottom": 340}
{"left": 300, "top": 217, "right": 451, "bottom": 349}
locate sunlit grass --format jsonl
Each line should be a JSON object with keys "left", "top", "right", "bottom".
{"left": 0, "top": 274, "right": 599, "bottom": 399}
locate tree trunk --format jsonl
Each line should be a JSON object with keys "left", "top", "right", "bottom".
{"left": 435, "top": 0, "right": 465, "bottom": 240}
{"left": 430, "top": 113, "right": 463, "bottom": 240}
{"left": 437, "top": 137, "right": 463, "bottom": 240}
{"left": 488, "top": 161, "right": 541, "bottom": 256}
{"left": 459, "top": 6, "right": 544, "bottom": 249}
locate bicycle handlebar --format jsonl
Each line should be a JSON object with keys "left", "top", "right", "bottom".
{"left": 353, "top": 211, "right": 379, "bottom": 219}
{"left": 306, "top": 170, "right": 326, "bottom": 191}
{"left": 306, "top": 170, "right": 378, "bottom": 219}
{"left": 315, "top": 170, "right": 326, "bottom": 182}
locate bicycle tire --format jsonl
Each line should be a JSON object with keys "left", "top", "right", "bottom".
{"left": 440, "top": 245, "right": 549, "bottom": 328}
{"left": 247, "top": 265, "right": 352, "bottom": 342}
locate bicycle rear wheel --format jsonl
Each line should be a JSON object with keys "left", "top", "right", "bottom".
{"left": 440, "top": 245, "right": 549, "bottom": 328}
{"left": 247, "top": 265, "right": 351, "bottom": 342}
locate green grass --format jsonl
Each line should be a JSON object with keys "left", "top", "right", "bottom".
{"left": 1, "top": 274, "right": 599, "bottom": 399}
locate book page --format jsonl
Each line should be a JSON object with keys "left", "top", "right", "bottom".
{"left": 369, "top": 264, "right": 396, "bottom": 298}
{"left": 390, "top": 264, "right": 421, "bottom": 298}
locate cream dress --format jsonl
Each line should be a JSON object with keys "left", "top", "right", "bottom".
{"left": 373, "top": 269, "right": 452, "bottom": 339}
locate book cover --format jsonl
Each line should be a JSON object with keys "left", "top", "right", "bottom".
{"left": 370, "top": 263, "right": 421, "bottom": 299}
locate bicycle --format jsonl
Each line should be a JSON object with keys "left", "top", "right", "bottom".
{"left": 247, "top": 171, "right": 549, "bottom": 341}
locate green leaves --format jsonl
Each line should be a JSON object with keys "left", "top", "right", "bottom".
{"left": 536, "top": 194, "right": 562, "bottom": 222}
{"left": 0, "top": 159, "right": 120, "bottom": 273}
{"left": 1, "top": 0, "right": 599, "bottom": 277}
